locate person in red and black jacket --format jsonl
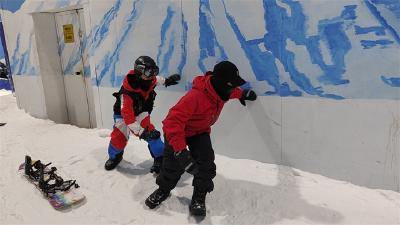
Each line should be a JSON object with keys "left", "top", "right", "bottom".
{"left": 105, "top": 56, "right": 181, "bottom": 173}
{"left": 145, "top": 61, "right": 257, "bottom": 216}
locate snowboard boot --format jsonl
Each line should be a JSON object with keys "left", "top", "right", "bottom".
{"left": 189, "top": 189, "right": 207, "bottom": 216}
{"left": 145, "top": 188, "right": 170, "bottom": 209}
{"left": 150, "top": 157, "right": 163, "bottom": 174}
{"left": 104, "top": 152, "right": 123, "bottom": 171}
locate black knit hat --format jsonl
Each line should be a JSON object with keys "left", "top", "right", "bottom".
{"left": 213, "top": 61, "right": 246, "bottom": 87}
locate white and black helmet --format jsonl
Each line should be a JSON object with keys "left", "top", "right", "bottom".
{"left": 134, "top": 56, "right": 159, "bottom": 78}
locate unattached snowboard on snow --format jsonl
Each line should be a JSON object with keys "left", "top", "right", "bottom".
{"left": 18, "top": 155, "right": 85, "bottom": 210}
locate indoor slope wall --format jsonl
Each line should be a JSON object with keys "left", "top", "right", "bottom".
{"left": 1, "top": 0, "right": 398, "bottom": 191}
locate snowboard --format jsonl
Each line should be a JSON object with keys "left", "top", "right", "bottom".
{"left": 0, "top": 123, "right": 6, "bottom": 126}
{"left": 18, "top": 155, "right": 85, "bottom": 210}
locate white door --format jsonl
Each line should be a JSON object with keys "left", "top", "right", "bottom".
{"left": 55, "top": 9, "right": 91, "bottom": 128}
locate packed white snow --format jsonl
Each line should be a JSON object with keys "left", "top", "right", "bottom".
{"left": 0, "top": 92, "right": 399, "bottom": 225}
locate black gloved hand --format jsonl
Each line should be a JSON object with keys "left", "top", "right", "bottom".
{"left": 240, "top": 90, "right": 257, "bottom": 106}
{"left": 140, "top": 129, "right": 161, "bottom": 141}
{"left": 164, "top": 74, "right": 181, "bottom": 87}
{"left": 174, "top": 149, "right": 199, "bottom": 175}
{"left": 112, "top": 90, "right": 122, "bottom": 115}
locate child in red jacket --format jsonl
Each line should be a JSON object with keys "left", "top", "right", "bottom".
{"left": 145, "top": 61, "right": 257, "bottom": 216}
{"left": 105, "top": 56, "right": 180, "bottom": 173}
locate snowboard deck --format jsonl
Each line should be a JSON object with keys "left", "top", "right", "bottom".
{"left": 18, "top": 158, "right": 85, "bottom": 210}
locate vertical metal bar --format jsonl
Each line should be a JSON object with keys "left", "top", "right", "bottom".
{"left": 0, "top": 14, "right": 15, "bottom": 92}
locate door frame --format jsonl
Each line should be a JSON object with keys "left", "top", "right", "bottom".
{"left": 31, "top": 5, "right": 97, "bottom": 128}
{"left": 55, "top": 9, "right": 92, "bottom": 128}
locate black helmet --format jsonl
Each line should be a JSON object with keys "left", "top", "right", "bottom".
{"left": 213, "top": 61, "right": 245, "bottom": 87}
{"left": 134, "top": 56, "right": 159, "bottom": 78}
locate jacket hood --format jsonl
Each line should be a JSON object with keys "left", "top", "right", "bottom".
{"left": 122, "top": 70, "right": 136, "bottom": 91}
{"left": 192, "top": 72, "right": 224, "bottom": 103}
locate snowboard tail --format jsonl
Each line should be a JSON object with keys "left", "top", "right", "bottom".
{"left": 18, "top": 155, "right": 85, "bottom": 210}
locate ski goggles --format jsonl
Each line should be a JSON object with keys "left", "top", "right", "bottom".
{"left": 137, "top": 65, "right": 159, "bottom": 78}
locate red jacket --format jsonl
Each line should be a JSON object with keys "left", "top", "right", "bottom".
{"left": 121, "top": 70, "right": 158, "bottom": 133}
{"left": 162, "top": 72, "right": 243, "bottom": 151}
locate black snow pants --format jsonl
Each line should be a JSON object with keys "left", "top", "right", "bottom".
{"left": 156, "top": 132, "right": 216, "bottom": 193}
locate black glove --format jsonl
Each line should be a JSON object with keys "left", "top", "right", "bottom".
{"left": 240, "top": 90, "right": 257, "bottom": 106}
{"left": 112, "top": 90, "right": 122, "bottom": 115}
{"left": 140, "top": 129, "right": 161, "bottom": 141}
{"left": 164, "top": 74, "right": 181, "bottom": 87}
{"left": 174, "top": 149, "right": 199, "bottom": 175}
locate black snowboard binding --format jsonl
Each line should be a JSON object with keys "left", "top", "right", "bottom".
{"left": 24, "top": 155, "right": 53, "bottom": 182}
{"left": 38, "top": 169, "right": 79, "bottom": 196}
{"left": 24, "top": 155, "right": 79, "bottom": 196}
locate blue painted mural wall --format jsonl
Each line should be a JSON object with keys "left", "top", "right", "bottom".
{"left": 0, "top": 36, "right": 4, "bottom": 60}
{"left": 89, "top": 0, "right": 400, "bottom": 99}
{"left": 0, "top": 0, "right": 399, "bottom": 191}
{"left": 0, "top": 0, "right": 399, "bottom": 99}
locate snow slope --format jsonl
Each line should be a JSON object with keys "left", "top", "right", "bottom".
{"left": 0, "top": 92, "right": 399, "bottom": 225}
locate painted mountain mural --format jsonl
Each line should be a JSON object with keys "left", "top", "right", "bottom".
{"left": 2, "top": 0, "right": 399, "bottom": 99}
